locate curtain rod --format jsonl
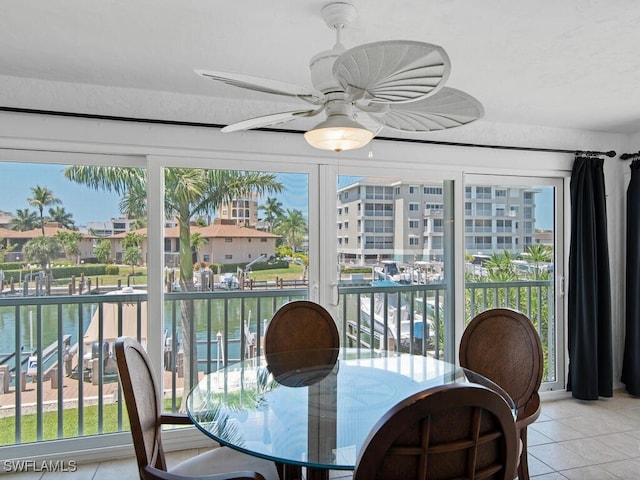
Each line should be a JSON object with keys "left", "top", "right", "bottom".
{"left": 0, "top": 106, "right": 617, "bottom": 158}
{"left": 621, "top": 151, "right": 640, "bottom": 161}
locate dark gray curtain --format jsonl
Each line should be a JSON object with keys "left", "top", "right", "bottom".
{"left": 622, "top": 160, "right": 640, "bottom": 396}
{"left": 567, "top": 156, "right": 613, "bottom": 400}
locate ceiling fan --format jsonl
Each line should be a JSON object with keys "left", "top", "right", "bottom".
{"left": 195, "top": 2, "right": 483, "bottom": 152}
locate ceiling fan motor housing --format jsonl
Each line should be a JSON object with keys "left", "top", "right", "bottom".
{"left": 310, "top": 2, "right": 356, "bottom": 94}
{"left": 310, "top": 46, "right": 344, "bottom": 94}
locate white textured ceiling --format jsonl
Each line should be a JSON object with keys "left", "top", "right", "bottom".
{"left": 1, "top": 0, "right": 639, "bottom": 136}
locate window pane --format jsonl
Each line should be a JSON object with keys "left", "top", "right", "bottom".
{"left": 464, "top": 182, "right": 558, "bottom": 386}
{"left": 0, "top": 160, "right": 145, "bottom": 444}
{"left": 337, "top": 176, "right": 452, "bottom": 361}
{"left": 162, "top": 167, "right": 309, "bottom": 405}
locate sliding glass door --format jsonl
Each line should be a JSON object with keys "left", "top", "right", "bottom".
{"left": 332, "top": 166, "right": 458, "bottom": 363}
{"left": 156, "top": 157, "right": 316, "bottom": 407}
{"left": 463, "top": 174, "right": 565, "bottom": 391}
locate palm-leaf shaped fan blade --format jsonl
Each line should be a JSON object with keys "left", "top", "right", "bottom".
{"left": 195, "top": 69, "right": 324, "bottom": 105}
{"left": 221, "top": 108, "right": 325, "bottom": 133}
{"left": 373, "top": 87, "right": 484, "bottom": 132}
{"left": 333, "top": 40, "right": 451, "bottom": 103}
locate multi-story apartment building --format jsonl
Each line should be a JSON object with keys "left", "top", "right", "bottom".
{"left": 464, "top": 185, "right": 539, "bottom": 256}
{"left": 218, "top": 193, "right": 260, "bottom": 227}
{"left": 337, "top": 178, "right": 538, "bottom": 265}
{"left": 83, "top": 217, "right": 140, "bottom": 237}
{"left": 0, "top": 210, "right": 13, "bottom": 229}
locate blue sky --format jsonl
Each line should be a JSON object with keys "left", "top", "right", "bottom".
{"left": 0, "top": 163, "right": 552, "bottom": 230}
{"left": 0, "top": 163, "right": 308, "bottom": 226}
{"left": 0, "top": 163, "right": 122, "bottom": 225}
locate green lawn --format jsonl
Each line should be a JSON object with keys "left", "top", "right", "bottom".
{"left": 0, "top": 403, "right": 129, "bottom": 445}
{"left": 247, "top": 264, "right": 304, "bottom": 282}
{"left": 0, "top": 398, "right": 181, "bottom": 446}
{"left": 48, "top": 263, "right": 305, "bottom": 289}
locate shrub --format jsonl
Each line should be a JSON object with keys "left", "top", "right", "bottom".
{"left": 105, "top": 265, "right": 120, "bottom": 275}
{"left": 207, "top": 260, "right": 289, "bottom": 274}
{"left": 0, "top": 262, "right": 25, "bottom": 271}
{"left": 50, "top": 265, "right": 107, "bottom": 278}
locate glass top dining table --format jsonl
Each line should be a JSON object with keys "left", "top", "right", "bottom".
{"left": 186, "top": 348, "right": 514, "bottom": 480}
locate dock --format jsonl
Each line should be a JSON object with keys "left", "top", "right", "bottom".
{"left": 0, "top": 360, "right": 185, "bottom": 417}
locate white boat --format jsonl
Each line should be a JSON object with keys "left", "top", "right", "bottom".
{"left": 218, "top": 272, "right": 239, "bottom": 289}
{"left": 358, "top": 293, "right": 436, "bottom": 351}
{"left": 374, "top": 261, "right": 412, "bottom": 284}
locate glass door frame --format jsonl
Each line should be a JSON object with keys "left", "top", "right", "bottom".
{"left": 329, "top": 164, "right": 463, "bottom": 363}
{"left": 463, "top": 173, "right": 566, "bottom": 392}
{"left": 147, "top": 154, "right": 320, "bottom": 375}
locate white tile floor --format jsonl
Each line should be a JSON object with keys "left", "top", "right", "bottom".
{"left": 1, "top": 389, "right": 638, "bottom": 479}
{"left": 526, "top": 389, "right": 640, "bottom": 480}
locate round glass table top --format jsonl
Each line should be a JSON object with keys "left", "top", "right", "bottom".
{"left": 186, "top": 348, "right": 515, "bottom": 471}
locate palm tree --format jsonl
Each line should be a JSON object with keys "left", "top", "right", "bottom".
{"left": 526, "top": 244, "right": 552, "bottom": 279}
{"left": 190, "top": 232, "right": 207, "bottom": 265}
{"left": 64, "top": 165, "right": 283, "bottom": 403}
{"left": 12, "top": 208, "right": 38, "bottom": 231}
{"left": 47, "top": 206, "right": 76, "bottom": 230}
{"left": 485, "top": 250, "right": 517, "bottom": 282}
{"left": 94, "top": 238, "right": 111, "bottom": 264}
{"left": 129, "top": 217, "right": 147, "bottom": 230}
{"left": 28, "top": 185, "right": 61, "bottom": 235}
{"left": 120, "top": 231, "right": 145, "bottom": 273}
{"left": 54, "top": 230, "right": 83, "bottom": 263}
{"left": 275, "top": 209, "right": 307, "bottom": 252}
{"left": 23, "top": 236, "right": 60, "bottom": 270}
{"left": 0, "top": 239, "right": 16, "bottom": 263}
{"left": 123, "top": 245, "right": 143, "bottom": 273}
{"left": 259, "top": 197, "right": 284, "bottom": 231}
{"left": 122, "top": 231, "right": 145, "bottom": 249}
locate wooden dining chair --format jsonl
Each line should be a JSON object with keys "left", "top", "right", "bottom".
{"left": 265, "top": 300, "right": 340, "bottom": 354}
{"left": 459, "top": 308, "right": 543, "bottom": 480}
{"left": 264, "top": 300, "right": 339, "bottom": 479}
{"left": 264, "top": 300, "right": 340, "bottom": 383}
{"left": 353, "top": 383, "right": 519, "bottom": 480}
{"left": 114, "top": 336, "right": 280, "bottom": 480}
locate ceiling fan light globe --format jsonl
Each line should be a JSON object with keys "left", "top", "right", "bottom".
{"left": 304, "top": 115, "right": 374, "bottom": 152}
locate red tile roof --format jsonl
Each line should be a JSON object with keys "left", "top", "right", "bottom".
{"left": 109, "top": 224, "right": 279, "bottom": 239}
{"left": 0, "top": 226, "right": 94, "bottom": 240}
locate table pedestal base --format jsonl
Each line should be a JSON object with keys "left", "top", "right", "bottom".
{"left": 278, "top": 463, "right": 330, "bottom": 480}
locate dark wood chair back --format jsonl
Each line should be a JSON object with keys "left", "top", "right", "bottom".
{"left": 115, "top": 336, "right": 168, "bottom": 473}
{"left": 459, "top": 308, "right": 543, "bottom": 421}
{"left": 354, "top": 383, "right": 519, "bottom": 480}
{"left": 264, "top": 301, "right": 340, "bottom": 387}
{"left": 459, "top": 308, "right": 543, "bottom": 480}
{"left": 265, "top": 300, "right": 340, "bottom": 354}
{"left": 115, "top": 337, "right": 270, "bottom": 480}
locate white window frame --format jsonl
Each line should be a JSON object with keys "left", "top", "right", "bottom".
{"left": 465, "top": 173, "right": 566, "bottom": 392}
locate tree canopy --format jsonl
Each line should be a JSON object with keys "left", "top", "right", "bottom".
{"left": 28, "top": 185, "right": 61, "bottom": 236}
